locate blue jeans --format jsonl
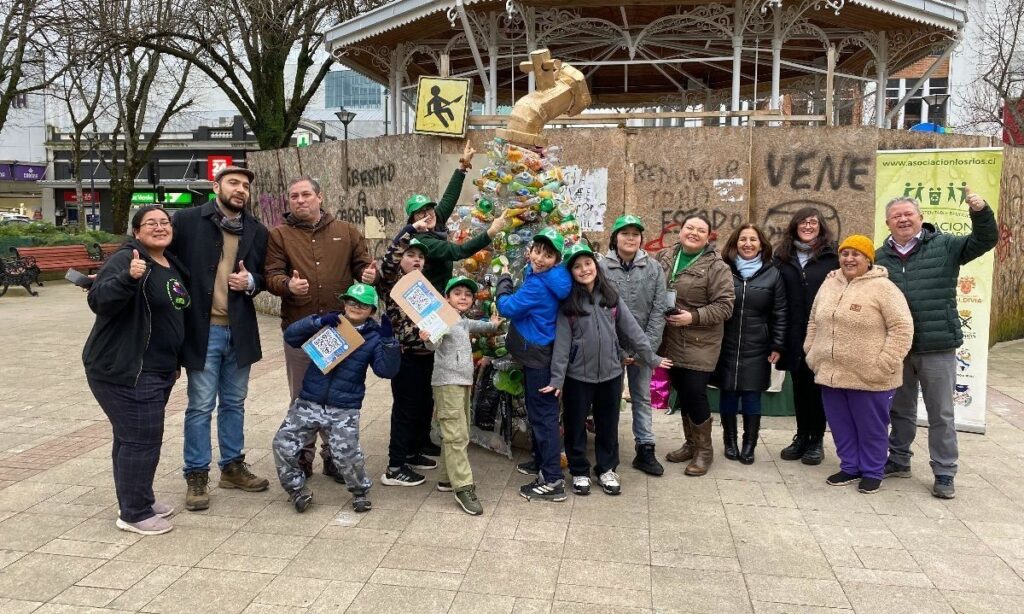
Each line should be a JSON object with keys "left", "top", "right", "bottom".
{"left": 626, "top": 363, "right": 655, "bottom": 445}
{"left": 522, "top": 366, "right": 563, "bottom": 483}
{"left": 719, "top": 390, "right": 762, "bottom": 416}
{"left": 184, "top": 325, "right": 251, "bottom": 474}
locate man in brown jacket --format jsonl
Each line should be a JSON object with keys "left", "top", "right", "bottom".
{"left": 264, "top": 175, "right": 376, "bottom": 477}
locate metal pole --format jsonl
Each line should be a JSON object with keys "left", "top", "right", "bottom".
{"left": 874, "top": 32, "right": 887, "bottom": 128}
{"left": 731, "top": 0, "right": 744, "bottom": 126}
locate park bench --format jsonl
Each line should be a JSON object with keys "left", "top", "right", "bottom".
{"left": 92, "top": 242, "right": 124, "bottom": 261}
{"left": 8, "top": 245, "right": 103, "bottom": 292}
{"left": 0, "top": 256, "right": 39, "bottom": 297}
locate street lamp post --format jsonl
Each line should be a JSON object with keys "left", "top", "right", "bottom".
{"left": 335, "top": 108, "right": 356, "bottom": 141}
{"left": 85, "top": 131, "right": 99, "bottom": 230}
{"left": 922, "top": 93, "right": 951, "bottom": 127}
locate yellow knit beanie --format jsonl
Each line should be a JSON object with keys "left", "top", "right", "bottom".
{"left": 838, "top": 234, "right": 875, "bottom": 263}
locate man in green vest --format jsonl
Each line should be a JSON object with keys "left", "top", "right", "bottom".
{"left": 875, "top": 188, "right": 997, "bottom": 500}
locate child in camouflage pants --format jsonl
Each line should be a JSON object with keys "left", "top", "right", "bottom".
{"left": 273, "top": 284, "right": 400, "bottom": 513}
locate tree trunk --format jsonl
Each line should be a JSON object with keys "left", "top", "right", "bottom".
{"left": 109, "top": 173, "right": 136, "bottom": 235}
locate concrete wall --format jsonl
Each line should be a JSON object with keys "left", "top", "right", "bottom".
{"left": 247, "top": 127, "right": 1024, "bottom": 342}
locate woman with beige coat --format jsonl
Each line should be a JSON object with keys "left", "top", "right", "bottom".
{"left": 804, "top": 235, "right": 913, "bottom": 494}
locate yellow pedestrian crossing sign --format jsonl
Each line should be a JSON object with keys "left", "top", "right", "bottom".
{"left": 414, "top": 76, "right": 472, "bottom": 138}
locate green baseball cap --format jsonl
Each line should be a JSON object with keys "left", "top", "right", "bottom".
{"left": 532, "top": 227, "right": 565, "bottom": 254}
{"left": 444, "top": 275, "right": 479, "bottom": 296}
{"left": 405, "top": 237, "right": 428, "bottom": 255}
{"left": 611, "top": 214, "right": 645, "bottom": 234}
{"left": 562, "top": 243, "right": 595, "bottom": 268}
{"left": 404, "top": 194, "right": 436, "bottom": 217}
{"left": 342, "top": 283, "right": 379, "bottom": 308}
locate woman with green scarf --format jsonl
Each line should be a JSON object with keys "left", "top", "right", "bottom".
{"left": 655, "top": 215, "right": 735, "bottom": 477}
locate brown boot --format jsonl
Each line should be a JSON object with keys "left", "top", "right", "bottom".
{"left": 666, "top": 415, "right": 696, "bottom": 463}
{"left": 185, "top": 470, "right": 210, "bottom": 511}
{"left": 219, "top": 459, "right": 270, "bottom": 492}
{"left": 684, "top": 417, "right": 714, "bottom": 477}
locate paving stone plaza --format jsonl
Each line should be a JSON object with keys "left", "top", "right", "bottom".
{"left": 1, "top": 284, "right": 1024, "bottom": 613}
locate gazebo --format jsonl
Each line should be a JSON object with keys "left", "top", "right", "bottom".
{"left": 324, "top": 0, "right": 967, "bottom": 132}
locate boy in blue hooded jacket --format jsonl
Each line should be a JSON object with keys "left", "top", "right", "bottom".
{"left": 495, "top": 228, "right": 572, "bottom": 502}
{"left": 273, "top": 283, "right": 400, "bottom": 514}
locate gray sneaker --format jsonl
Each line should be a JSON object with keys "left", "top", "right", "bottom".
{"left": 115, "top": 515, "right": 173, "bottom": 536}
{"left": 454, "top": 485, "right": 483, "bottom": 515}
{"left": 932, "top": 475, "right": 955, "bottom": 499}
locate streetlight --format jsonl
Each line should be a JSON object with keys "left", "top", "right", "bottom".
{"left": 922, "top": 93, "right": 950, "bottom": 126}
{"left": 335, "top": 108, "right": 356, "bottom": 140}
{"left": 85, "top": 131, "right": 100, "bottom": 230}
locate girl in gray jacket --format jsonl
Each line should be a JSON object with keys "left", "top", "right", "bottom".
{"left": 544, "top": 245, "right": 671, "bottom": 496}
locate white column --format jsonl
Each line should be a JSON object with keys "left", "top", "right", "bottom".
{"left": 874, "top": 32, "right": 887, "bottom": 128}
{"left": 921, "top": 78, "right": 931, "bottom": 124}
{"left": 731, "top": 0, "right": 744, "bottom": 126}
{"left": 526, "top": 7, "right": 536, "bottom": 92}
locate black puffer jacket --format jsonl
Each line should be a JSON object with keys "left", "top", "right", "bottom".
{"left": 713, "top": 260, "right": 788, "bottom": 391}
{"left": 774, "top": 245, "right": 839, "bottom": 372}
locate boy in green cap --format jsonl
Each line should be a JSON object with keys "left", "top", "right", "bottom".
{"left": 418, "top": 276, "right": 501, "bottom": 515}
{"left": 273, "top": 283, "right": 400, "bottom": 514}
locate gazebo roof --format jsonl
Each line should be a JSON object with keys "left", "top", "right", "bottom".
{"left": 324, "top": 0, "right": 965, "bottom": 108}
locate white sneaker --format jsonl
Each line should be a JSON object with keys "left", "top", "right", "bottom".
{"left": 598, "top": 470, "right": 621, "bottom": 495}
{"left": 115, "top": 515, "right": 173, "bottom": 536}
{"left": 572, "top": 475, "right": 591, "bottom": 496}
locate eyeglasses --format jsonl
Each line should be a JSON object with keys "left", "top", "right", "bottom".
{"left": 798, "top": 219, "right": 820, "bottom": 228}
{"left": 139, "top": 220, "right": 172, "bottom": 229}
{"left": 343, "top": 299, "right": 372, "bottom": 309}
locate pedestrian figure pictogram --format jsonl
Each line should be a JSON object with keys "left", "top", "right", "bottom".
{"left": 414, "top": 77, "right": 472, "bottom": 137}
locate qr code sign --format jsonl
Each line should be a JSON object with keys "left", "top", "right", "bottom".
{"left": 403, "top": 282, "right": 435, "bottom": 314}
{"left": 311, "top": 329, "right": 348, "bottom": 357}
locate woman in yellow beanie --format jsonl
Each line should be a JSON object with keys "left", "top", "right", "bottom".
{"left": 803, "top": 234, "right": 913, "bottom": 494}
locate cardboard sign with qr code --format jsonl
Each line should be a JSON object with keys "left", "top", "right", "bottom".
{"left": 301, "top": 316, "right": 365, "bottom": 374}
{"left": 389, "top": 270, "right": 461, "bottom": 343}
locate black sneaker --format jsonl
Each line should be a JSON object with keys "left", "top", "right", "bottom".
{"left": 826, "top": 471, "right": 860, "bottom": 486}
{"left": 858, "top": 477, "right": 882, "bottom": 494}
{"left": 519, "top": 478, "right": 567, "bottom": 502}
{"left": 291, "top": 486, "right": 313, "bottom": 513}
{"left": 932, "top": 475, "right": 955, "bottom": 499}
{"left": 437, "top": 481, "right": 453, "bottom": 492}
{"left": 883, "top": 460, "right": 912, "bottom": 478}
{"left": 352, "top": 493, "right": 372, "bottom": 513}
{"left": 381, "top": 465, "right": 426, "bottom": 487}
{"left": 407, "top": 454, "right": 437, "bottom": 470}
{"left": 421, "top": 441, "right": 442, "bottom": 457}
{"left": 516, "top": 460, "right": 539, "bottom": 476}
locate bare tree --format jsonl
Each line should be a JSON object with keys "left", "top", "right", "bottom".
{"left": 959, "top": 0, "right": 1024, "bottom": 144}
{"left": 111, "top": 0, "right": 387, "bottom": 150}
{"left": 0, "top": 0, "right": 63, "bottom": 135}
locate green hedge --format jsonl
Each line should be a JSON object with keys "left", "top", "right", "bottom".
{"left": 0, "top": 223, "right": 125, "bottom": 254}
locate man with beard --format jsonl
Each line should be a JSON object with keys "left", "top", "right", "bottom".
{"left": 169, "top": 166, "right": 271, "bottom": 511}
{"left": 264, "top": 176, "right": 376, "bottom": 478}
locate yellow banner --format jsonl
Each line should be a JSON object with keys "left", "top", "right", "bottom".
{"left": 874, "top": 148, "right": 1003, "bottom": 433}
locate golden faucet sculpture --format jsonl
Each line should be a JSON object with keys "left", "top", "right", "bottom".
{"left": 495, "top": 49, "right": 592, "bottom": 147}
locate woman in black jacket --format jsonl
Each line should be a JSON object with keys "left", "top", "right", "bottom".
{"left": 83, "top": 206, "right": 190, "bottom": 536}
{"left": 773, "top": 208, "right": 839, "bottom": 465}
{"left": 713, "top": 224, "right": 787, "bottom": 464}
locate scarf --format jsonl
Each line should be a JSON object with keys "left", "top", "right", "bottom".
{"left": 794, "top": 239, "right": 816, "bottom": 267}
{"left": 216, "top": 203, "right": 244, "bottom": 236}
{"left": 735, "top": 254, "right": 762, "bottom": 279}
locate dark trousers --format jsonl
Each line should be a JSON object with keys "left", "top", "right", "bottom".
{"left": 387, "top": 352, "right": 434, "bottom": 468}
{"left": 668, "top": 367, "right": 712, "bottom": 424}
{"left": 563, "top": 376, "right": 623, "bottom": 477}
{"left": 719, "top": 390, "right": 762, "bottom": 416}
{"left": 88, "top": 372, "right": 175, "bottom": 523}
{"left": 792, "top": 359, "right": 826, "bottom": 437}
{"left": 523, "top": 366, "right": 564, "bottom": 483}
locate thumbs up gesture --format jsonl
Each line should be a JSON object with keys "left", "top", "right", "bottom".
{"left": 228, "top": 260, "right": 251, "bottom": 292}
{"left": 964, "top": 185, "right": 986, "bottom": 212}
{"left": 128, "top": 249, "right": 147, "bottom": 280}
{"left": 360, "top": 261, "right": 378, "bottom": 284}
{"left": 288, "top": 269, "right": 309, "bottom": 296}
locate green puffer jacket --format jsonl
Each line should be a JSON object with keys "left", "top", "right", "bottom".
{"left": 875, "top": 206, "right": 997, "bottom": 353}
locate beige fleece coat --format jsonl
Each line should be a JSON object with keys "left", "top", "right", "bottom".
{"left": 803, "top": 266, "right": 914, "bottom": 391}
